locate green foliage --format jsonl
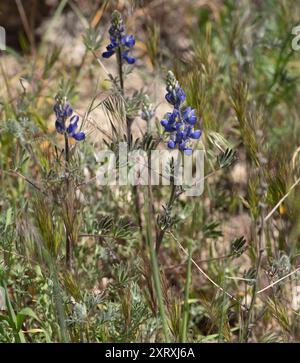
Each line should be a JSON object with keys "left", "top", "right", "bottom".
{"left": 217, "top": 148, "right": 236, "bottom": 169}
{"left": 230, "top": 236, "right": 247, "bottom": 258}
{"left": 203, "top": 221, "right": 223, "bottom": 239}
{"left": 83, "top": 28, "right": 103, "bottom": 52}
{"left": 1, "top": 0, "right": 300, "bottom": 343}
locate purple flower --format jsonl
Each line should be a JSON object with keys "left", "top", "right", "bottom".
{"left": 121, "top": 34, "right": 135, "bottom": 48}
{"left": 165, "top": 87, "right": 186, "bottom": 109}
{"left": 183, "top": 107, "right": 197, "bottom": 125}
{"left": 54, "top": 100, "right": 85, "bottom": 141}
{"left": 122, "top": 50, "right": 135, "bottom": 64}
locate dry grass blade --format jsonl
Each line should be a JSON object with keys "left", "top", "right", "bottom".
{"left": 264, "top": 176, "right": 300, "bottom": 222}
{"left": 169, "top": 232, "right": 248, "bottom": 311}
{"left": 257, "top": 266, "right": 300, "bottom": 294}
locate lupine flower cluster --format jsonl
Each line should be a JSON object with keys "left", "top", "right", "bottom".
{"left": 102, "top": 10, "right": 135, "bottom": 64}
{"left": 161, "top": 71, "right": 201, "bottom": 155}
{"left": 54, "top": 98, "right": 85, "bottom": 141}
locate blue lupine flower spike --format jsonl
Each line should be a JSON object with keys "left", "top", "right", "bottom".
{"left": 160, "top": 71, "right": 202, "bottom": 155}
{"left": 102, "top": 10, "right": 136, "bottom": 64}
{"left": 54, "top": 98, "right": 85, "bottom": 141}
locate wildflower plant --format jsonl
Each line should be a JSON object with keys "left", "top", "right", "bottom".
{"left": 50, "top": 93, "right": 86, "bottom": 271}
{"left": 102, "top": 10, "right": 141, "bottom": 147}
{"left": 101, "top": 9, "right": 172, "bottom": 341}
{"left": 2, "top": 0, "right": 300, "bottom": 345}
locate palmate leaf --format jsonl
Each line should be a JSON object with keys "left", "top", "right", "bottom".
{"left": 95, "top": 215, "right": 114, "bottom": 234}
{"left": 217, "top": 148, "right": 237, "bottom": 169}
{"left": 230, "top": 236, "right": 247, "bottom": 257}
{"left": 243, "top": 267, "right": 256, "bottom": 285}
{"left": 83, "top": 27, "right": 103, "bottom": 51}
{"left": 113, "top": 217, "right": 136, "bottom": 239}
{"left": 157, "top": 207, "right": 180, "bottom": 232}
{"left": 57, "top": 78, "right": 77, "bottom": 101}
{"left": 268, "top": 252, "right": 291, "bottom": 279}
{"left": 203, "top": 220, "right": 223, "bottom": 239}
{"left": 94, "top": 215, "right": 136, "bottom": 240}
{"left": 112, "top": 261, "right": 132, "bottom": 288}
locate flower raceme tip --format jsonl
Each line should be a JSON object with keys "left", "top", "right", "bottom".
{"left": 102, "top": 10, "right": 136, "bottom": 64}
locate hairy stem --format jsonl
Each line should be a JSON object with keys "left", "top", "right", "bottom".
{"left": 116, "top": 46, "right": 124, "bottom": 94}
{"left": 243, "top": 215, "right": 264, "bottom": 342}
{"left": 64, "top": 133, "right": 69, "bottom": 165}
{"left": 43, "top": 247, "right": 69, "bottom": 343}
{"left": 116, "top": 45, "right": 144, "bottom": 249}
{"left": 146, "top": 182, "right": 170, "bottom": 342}
{"left": 64, "top": 133, "right": 72, "bottom": 270}
{"left": 181, "top": 239, "right": 193, "bottom": 342}
{"left": 116, "top": 45, "right": 133, "bottom": 147}
{"left": 65, "top": 233, "right": 72, "bottom": 271}
{"left": 155, "top": 180, "right": 177, "bottom": 254}
{"left": 133, "top": 184, "right": 146, "bottom": 247}
{"left": 156, "top": 153, "right": 183, "bottom": 254}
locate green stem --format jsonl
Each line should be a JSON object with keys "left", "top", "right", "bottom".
{"left": 116, "top": 46, "right": 132, "bottom": 147}
{"left": 116, "top": 46, "right": 124, "bottom": 94}
{"left": 116, "top": 45, "right": 141, "bottom": 245}
{"left": 218, "top": 267, "right": 227, "bottom": 342}
{"left": 181, "top": 239, "right": 193, "bottom": 343}
{"left": 64, "top": 133, "right": 72, "bottom": 270}
{"left": 156, "top": 170, "right": 178, "bottom": 254}
{"left": 64, "top": 133, "right": 69, "bottom": 165}
{"left": 146, "top": 184, "right": 170, "bottom": 342}
{"left": 52, "top": 267, "right": 68, "bottom": 342}
{"left": 242, "top": 249, "right": 263, "bottom": 342}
